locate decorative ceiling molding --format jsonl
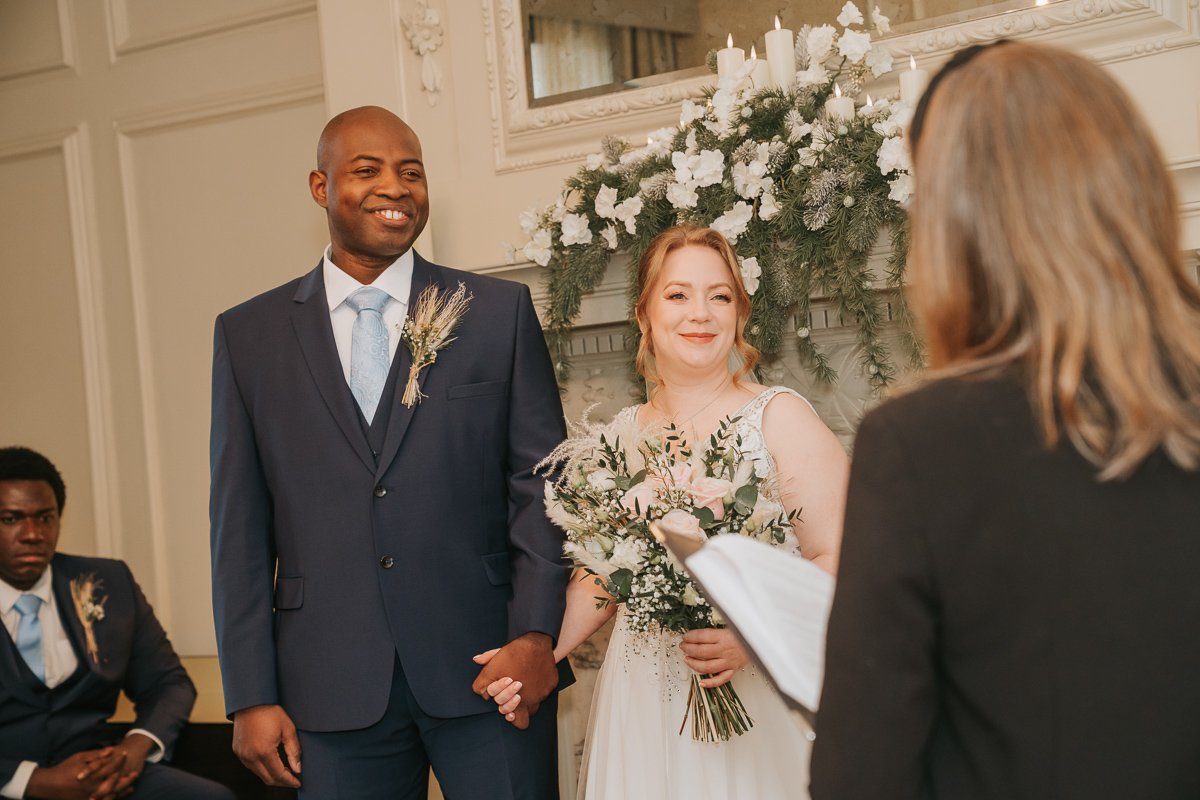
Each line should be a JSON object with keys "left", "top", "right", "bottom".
{"left": 483, "top": 0, "right": 1197, "bottom": 173}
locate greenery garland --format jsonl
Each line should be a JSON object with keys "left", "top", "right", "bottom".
{"left": 515, "top": 5, "right": 921, "bottom": 392}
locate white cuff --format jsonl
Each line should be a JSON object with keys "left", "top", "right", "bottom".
{"left": 0, "top": 761, "right": 36, "bottom": 799}
{"left": 126, "top": 729, "right": 165, "bottom": 763}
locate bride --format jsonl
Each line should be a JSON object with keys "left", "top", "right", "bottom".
{"left": 481, "top": 224, "right": 848, "bottom": 799}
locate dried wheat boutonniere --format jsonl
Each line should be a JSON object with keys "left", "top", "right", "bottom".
{"left": 69, "top": 573, "right": 107, "bottom": 664}
{"left": 400, "top": 281, "right": 473, "bottom": 407}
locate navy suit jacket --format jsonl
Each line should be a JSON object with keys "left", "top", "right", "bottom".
{"left": 0, "top": 554, "right": 195, "bottom": 785}
{"left": 210, "top": 253, "right": 571, "bottom": 731}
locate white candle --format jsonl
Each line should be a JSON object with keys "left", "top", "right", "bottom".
{"left": 748, "top": 46, "right": 771, "bottom": 90}
{"left": 717, "top": 34, "right": 745, "bottom": 82}
{"left": 825, "top": 83, "right": 854, "bottom": 121}
{"left": 899, "top": 55, "right": 929, "bottom": 105}
{"left": 764, "top": 16, "right": 794, "bottom": 89}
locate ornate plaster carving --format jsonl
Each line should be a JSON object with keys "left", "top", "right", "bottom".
{"left": 401, "top": 0, "right": 445, "bottom": 106}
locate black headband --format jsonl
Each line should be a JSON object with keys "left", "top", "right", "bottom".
{"left": 908, "top": 39, "right": 1011, "bottom": 152}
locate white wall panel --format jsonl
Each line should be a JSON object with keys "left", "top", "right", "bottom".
{"left": 106, "top": 0, "right": 314, "bottom": 56}
{"left": 0, "top": 0, "right": 72, "bottom": 80}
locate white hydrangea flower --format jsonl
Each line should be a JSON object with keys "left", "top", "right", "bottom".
{"left": 559, "top": 213, "right": 593, "bottom": 246}
{"left": 785, "top": 110, "right": 813, "bottom": 144}
{"left": 708, "top": 89, "right": 738, "bottom": 135}
{"left": 758, "top": 190, "right": 781, "bottom": 221}
{"left": 594, "top": 185, "right": 618, "bottom": 219}
{"left": 680, "top": 99, "right": 704, "bottom": 127}
{"left": 837, "top": 1, "right": 865, "bottom": 27}
{"left": 739, "top": 256, "right": 762, "bottom": 295}
{"left": 866, "top": 45, "right": 894, "bottom": 77}
{"left": 876, "top": 135, "right": 910, "bottom": 175}
{"left": 873, "top": 114, "right": 902, "bottom": 137}
{"left": 733, "top": 159, "right": 770, "bottom": 200}
{"left": 838, "top": 29, "right": 872, "bottom": 63}
{"left": 522, "top": 229, "right": 552, "bottom": 266}
{"left": 795, "top": 62, "right": 829, "bottom": 89}
{"left": 503, "top": 242, "right": 517, "bottom": 265}
{"left": 872, "top": 6, "right": 891, "bottom": 32}
{"left": 796, "top": 147, "right": 819, "bottom": 168}
{"left": 585, "top": 152, "right": 607, "bottom": 171}
{"left": 550, "top": 195, "right": 567, "bottom": 223}
{"left": 684, "top": 129, "right": 698, "bottom": 154}
{"left": 666, "top": 181, "right": 699, "bottom": 209}
{"left": 614, "top": 196, "right": 643, "bottom": 235}
{"left": 601, "top": 224, "right": 618, "bottom": 250}
{"left": 888, "top": 172, "right": 914, "bottom": 204}
{"left": 691, "top": 149, "right": 726, "bottom": 187}
{"left": 806, "top": 25, "right": 837, "bottom": 62}
{"left": 711, "top": 201, "right": 754, "bottom": 243}
{"left": 518, "top": 208, "right": 539, "bottom": 236}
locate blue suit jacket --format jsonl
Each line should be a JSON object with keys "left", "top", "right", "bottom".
{"left": 0, "top": 554, "right": 195, "bottom": 784}
{"left": 210, "top": 253, "right": 571, "bottom": 731}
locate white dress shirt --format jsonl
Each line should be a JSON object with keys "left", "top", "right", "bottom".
{"left": 1, "top": 569, "right": 163, "bottom": 799}
{"left": 322, "top": 245, "right": 413, "bottom": 383}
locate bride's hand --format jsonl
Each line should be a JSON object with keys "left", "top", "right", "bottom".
{"left": 679, "top": 628, "right": 749, "bottom": 688}
{"left": 472, "top": 648, "right": 524, "bottom": 722}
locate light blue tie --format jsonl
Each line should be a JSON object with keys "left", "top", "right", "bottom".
{"left": 13, "top": 594, "right": 44, "bottom": 683}
{"left": 346, "top": 287, "right": 393, "bottom": 424}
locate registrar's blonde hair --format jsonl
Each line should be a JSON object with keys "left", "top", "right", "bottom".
{"left": 634, "top": 225, "right": 759, "bottom": 393}
{"left": 909, "top": 40, "right": 1200, "bottom": 479}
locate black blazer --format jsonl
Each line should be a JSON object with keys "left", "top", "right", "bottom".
{"left": 210, "top": 253, "right": 571, "bottom": 731}
{"left": 0, "top": 554, "right": 195, "bottom": 784}
{"left": 810, "top": 375, "right": 1200, "bottom": 800}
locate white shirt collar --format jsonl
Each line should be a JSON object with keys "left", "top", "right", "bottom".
{"left": 322, "top": 245, "right": 414, "bottom": 312}
{"left": 0, "top": 565, "right": 53, "bottom": 615}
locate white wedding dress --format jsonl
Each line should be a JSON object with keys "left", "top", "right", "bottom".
{"left": 576, "top": 387, "right": 817, "bottom": 800}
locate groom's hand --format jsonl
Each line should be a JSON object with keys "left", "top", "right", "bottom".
{"left": 232, "top": 704, "right": 302, "bottom": 788}
{"left": 471, "top": 632, "right": 557, "bottom": 730}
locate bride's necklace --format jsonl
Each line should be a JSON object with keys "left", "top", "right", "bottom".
{"left": 653, "top": 375, "right": 731, "bottom": 434}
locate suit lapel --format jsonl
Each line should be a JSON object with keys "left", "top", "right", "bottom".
{"left": 375, "top": 253, "right": 445, "bottom": 479}
{"left": 290, "top": 261, "right": 376, "bottom": 474}
{"left": 50, "top": 561, "right": 91, "bottom": 671}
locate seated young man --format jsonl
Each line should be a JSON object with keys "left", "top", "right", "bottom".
{"left": 0, "top": 446, "right": 232, "bottom": 800}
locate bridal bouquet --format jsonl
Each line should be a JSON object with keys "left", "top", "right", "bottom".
{"left": 541, "top": 414, "right": 799, "bottom": 741}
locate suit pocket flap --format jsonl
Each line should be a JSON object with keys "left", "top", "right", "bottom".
{"left": 481, "top": 552, "right": 512, "bottom": 586}
{"left": 447, "top": 380, "right": 508, "bottom": 400}
{"left": 274, "top": 576, "right": 303, "bottom": 610}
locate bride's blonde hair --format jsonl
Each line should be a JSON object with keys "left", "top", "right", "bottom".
{"left": 634, "top": 224, "right": 760, "bottom": 393}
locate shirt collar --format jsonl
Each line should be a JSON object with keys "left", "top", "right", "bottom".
{"left": 0, "top": 565, "right": 53, "bottom": 615}
{"left": 322, "top": 245, "right": 414, "bottom": 312}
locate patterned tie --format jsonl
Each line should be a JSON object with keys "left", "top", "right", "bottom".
{"left": 346, "top": 286, "right": 393, "bottom": 424}
{"left": 13, "top": 594, "right": 44, "bottom": 682}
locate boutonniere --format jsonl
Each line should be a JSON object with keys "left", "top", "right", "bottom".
{"left": 400, "top": 281, "right": 473, "bottom": 407}
{"left": 69, "top": 573, "right": 107, "bottom": 664}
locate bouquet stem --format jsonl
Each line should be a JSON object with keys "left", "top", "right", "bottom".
{"left": 680, "top": 673, "right": 754, "bottom": 742}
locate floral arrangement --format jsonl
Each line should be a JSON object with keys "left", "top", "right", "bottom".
{"left": 541, "top": 413, "right": 800, "bottom": 741}
{"left": 400, "top": 281, "right": 472, "bottom": 406}
{"left": 69, "top": 573, "right": 106, "bottom": 664}
{"left": 515, "top": 3, "right": 920, "bottom": 392}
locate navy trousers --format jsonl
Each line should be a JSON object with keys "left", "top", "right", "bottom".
{"left": 128, "top": 763, "right": 235, "bottom": 799}
{"left": 296, "top": 657, "right": 559, "bottom": 799}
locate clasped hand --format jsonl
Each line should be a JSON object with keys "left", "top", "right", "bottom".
{"left": 25, "top": 734, "right": 155, "bottom": 800}
{"left": 471, "top": 631, "right": 557, "bottom": 730}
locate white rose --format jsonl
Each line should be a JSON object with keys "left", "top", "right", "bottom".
{"left": 681, "top": 584, "right": 703, "bottom": 606}
{"left": 711, "top": 201, "right": 754, "bottom": 243}
{"left": 739, "top": 256, "right": 762, "bottom": 296}
{"left": 594, "top": 185, "right": 618, "bottom": 219}
{"left": 609, "top": 538, "right": 646, "bottom": 572}
{"left": 806, "top": 25, "right": 836, "bottom": 62}
{"left": 838, "top": 29, "right": 872, "bottom": 63}
{"left": 658, "top": 508, "right": 706, "bottom": 543}
{"left": 837, "top": 1, "right": 865, "bottom": 27}
{"left": 522, "top": 228, "right": 552, "bottom": 266}
{"left": 559, "top": 212, "right": 593, "bottom": 246}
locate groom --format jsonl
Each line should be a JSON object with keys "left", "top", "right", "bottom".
{"left": 210, "top": 106, "right": 570, "bottom": 798}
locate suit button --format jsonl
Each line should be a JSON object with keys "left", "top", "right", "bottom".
{"left": 380, "top": 556, "right": 395, "bottom": 569}
{"left": 373, "top": 485, "right": 387, "bottom": 497}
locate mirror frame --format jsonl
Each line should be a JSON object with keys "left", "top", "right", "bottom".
{"left": 482, "top": 0, "right": 1198, "bottom": 172}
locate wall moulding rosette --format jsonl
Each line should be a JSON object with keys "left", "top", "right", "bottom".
{"left": 484, "top": 0, "right": 1197, "bottom": 173}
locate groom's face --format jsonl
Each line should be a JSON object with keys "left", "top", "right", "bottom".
{"left": 0, "top": 480, "right": 60, "bottom": 591}
{"left": 311, "top": 113, "right": 430, "bottom": 267}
